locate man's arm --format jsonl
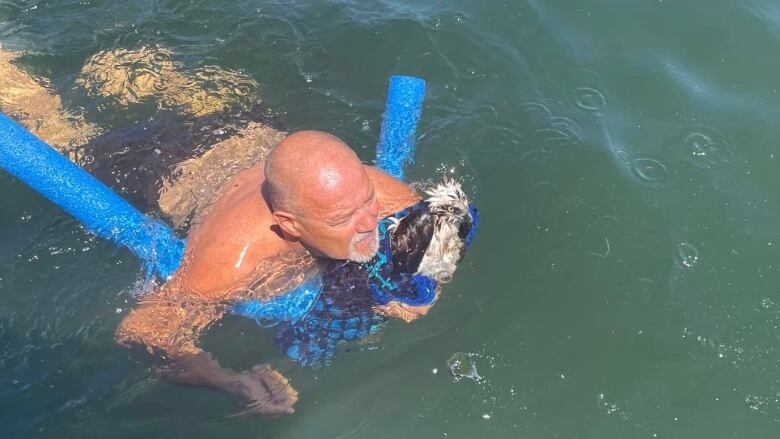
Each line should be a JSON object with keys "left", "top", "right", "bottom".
{"left": 115, "top": 284, "right": 298, "bottom": 415}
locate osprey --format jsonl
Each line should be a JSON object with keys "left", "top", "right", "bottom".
{"left": 389, "top": 177, "right": 474, "bottom": 283}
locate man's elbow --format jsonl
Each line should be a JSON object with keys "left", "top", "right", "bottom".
{"left": 114, "top": 317, "right": 139, "bottom": 349}
{"left": 114, "top": 309, "right": 157, "bottom": 353}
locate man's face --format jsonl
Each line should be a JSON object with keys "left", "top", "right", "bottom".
{"left": 295, "top": 167, "right": 380, "bottom": 262}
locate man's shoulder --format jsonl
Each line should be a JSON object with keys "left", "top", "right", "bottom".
{"left": 174, "top": 165, "right": 294, "bottom": 299}
{"left": 363, "top": 166, "right": 407, "bottom": 189}
{"left": 177, "top": 224, "right": 296, "bottom": 299}
{"left": 364, "top": 166, "right": 422, "bottom": 216}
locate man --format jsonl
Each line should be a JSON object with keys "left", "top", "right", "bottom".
{"left": 0, "top": 46, "right": 433, "bottom": 414}
{"left": 115, "top": 131, "right": 435, "bottom": 415}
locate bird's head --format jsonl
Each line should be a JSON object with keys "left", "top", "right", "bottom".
{"left": 424, "top": 176, "right": 473, "bottom": 238}
{"left": 388, "top": 176, "right": 476, "bottom": 283}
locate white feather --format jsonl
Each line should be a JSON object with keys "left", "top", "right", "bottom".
{"left": 414, "top": 177, "right": 471, "bottom": 283}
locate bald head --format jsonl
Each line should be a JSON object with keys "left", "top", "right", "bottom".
{"left": 264, "top": 131, "right": 364, "bottom": 215}
{"left": 265, "top": 130, "right": 381, "bottom": 260}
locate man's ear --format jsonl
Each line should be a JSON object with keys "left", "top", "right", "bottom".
{"left": 272, "top": 210, "right": 302, "bottom": 238}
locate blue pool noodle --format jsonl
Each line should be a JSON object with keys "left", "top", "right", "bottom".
{"left": 376, "top": 76, "right": 426, "bottom": 181}
{"left": 0, "top": 112, "right": 185, "bottom": 279}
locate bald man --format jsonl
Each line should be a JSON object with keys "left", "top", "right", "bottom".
{"left": 116, "top": 131, "right": 433, "bottom": 416}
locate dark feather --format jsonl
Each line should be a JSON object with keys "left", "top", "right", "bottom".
{"left": 390, "top": 207, "right": 434, "bottom": 273}
{"left": 458, "top": 214, "right": 472, "bottom": 242}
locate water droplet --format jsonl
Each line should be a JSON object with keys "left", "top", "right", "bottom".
{"left": 674, "top": 242, "right": 700, "bottom": 269}
{"left": 686, "top": 132, "right": 711, "bottom": 157}
{"left": 448, "top": 352, "right": 482, "bottom": 382}
{"left": 451, "top": 12, "right": 469, "bottom": 24}
{"left": 679, "top": 127, "right": 734, "bottom": 169}
{"left": 745, "top": 394, "right": 768, "bottom": 414}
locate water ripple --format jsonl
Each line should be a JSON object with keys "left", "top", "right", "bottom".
{"left": 673, "top": 126, "right": 735, "bottom": 170}
{"left": 673, "top": 242, "right": 700, "bottom": 269}
{"left": 573, "top": 86, "right": 606, "bottom": 112}
{"left": 631, "top": 157, "right": 670, "bottom": 187}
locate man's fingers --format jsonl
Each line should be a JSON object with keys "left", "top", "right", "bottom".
{"left": 229, "top": 399, "right": 295, "bottom": 418}
{"left": 393, "top": 303, "right": 422, "bottom": 322}
{"left": 251, "top": 366, "right": 299, "bottom": 400}
{"left": 227, "top": 364, "right": 298, "bottom": 417}
{"left": 375, "top": 302, "right": 420, "bottom": 322}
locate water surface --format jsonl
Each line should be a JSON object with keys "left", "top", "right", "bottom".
{"left": 2, "top": 0, "right": 780, "bottom": 437}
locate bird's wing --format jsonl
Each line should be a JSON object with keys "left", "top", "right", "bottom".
{"left": 390, "top": 208, "right": 434, "bottom": 273}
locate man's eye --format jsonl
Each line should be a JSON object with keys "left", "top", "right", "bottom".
{"left": 330, "top": 217, "right": 350, "bottom": 226}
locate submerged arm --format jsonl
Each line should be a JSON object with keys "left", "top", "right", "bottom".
{"left": 115, "top": 284, "right": 298, "bottom": 415}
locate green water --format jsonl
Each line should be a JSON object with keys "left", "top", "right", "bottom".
{"left": 3, "top": 0, "right": 780, "bottom": 437}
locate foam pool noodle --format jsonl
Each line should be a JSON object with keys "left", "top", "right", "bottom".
{"left": 0, "top": 112, "right": 184, "bottom": 279}
{"left": 376, "top": 75, "right": 426, "bottom": 181}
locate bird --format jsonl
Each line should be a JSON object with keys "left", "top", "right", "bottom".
{"left": 388, "top": 177, "right": 474, "bottom": 283}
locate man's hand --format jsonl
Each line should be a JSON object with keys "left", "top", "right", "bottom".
{"left": 229, "top": 365, "right": 299, "bottom": 417}
{"left": 158, "top": 352, "right": 298, "bottom": 416}
{"left": 374, "top": 301, "right": 433, "bottom": 323}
